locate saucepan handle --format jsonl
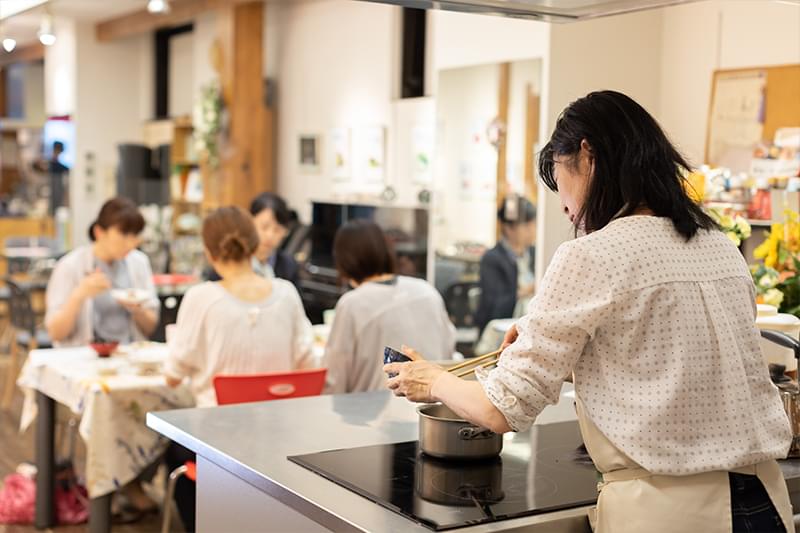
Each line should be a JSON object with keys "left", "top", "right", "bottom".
{"left": 760, "top": 329, "right": 800, "bottom": 361}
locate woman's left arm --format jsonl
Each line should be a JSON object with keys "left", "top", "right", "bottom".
{"left": 388, "top": 240, "right": 611, "bottom": 433}
{"left": 386, "top": 351, "right": 511, "bottom": 433}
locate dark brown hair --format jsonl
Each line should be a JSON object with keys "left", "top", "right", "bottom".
{"left": 202, "top": 206, "right": 260, "bottom": 263}
{"left": 333, "top": 220, "right": 395, "bottom": 284}
{"left": 538, "top": 90, "right": 715, "bottom": 240}
{"left": 89, "top": 197, "right": 145, "bottom": 241}
{"left": 497, "top": 195, "right": 536, "bottom": 226}
{"left": 250, "top": 192, "right": 292, "bottom": 226}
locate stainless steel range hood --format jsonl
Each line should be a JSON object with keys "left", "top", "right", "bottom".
{"left": 360, "top": 0, "right": 704, "bottom": 22}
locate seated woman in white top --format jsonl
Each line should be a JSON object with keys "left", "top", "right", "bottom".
{"left": 323, "top": 220, "right": 455, "bottom": 394}
{"left": 165, "top": 206, "right": 313, "bottom": 407}
{"left": 46, "top": 197, "right": 159, "bottom": 346}
{"left": 44, "top": 197, "right": 160, "bottom": 517}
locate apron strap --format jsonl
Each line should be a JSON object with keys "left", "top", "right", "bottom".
{"left": 601, "top": 467, "right": 651, "bottom": 483}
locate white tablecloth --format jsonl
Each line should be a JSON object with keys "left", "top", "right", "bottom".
{"left": 17, "top": 344, "right": 194, "bottom": 498}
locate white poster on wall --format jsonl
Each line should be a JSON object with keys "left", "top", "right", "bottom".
{"left": 411, "top": 123, "right": 435, "bottom": 186}
{"left": 458, "top": 119, "right": 497, "bottom": 201}
{"left": 707, "top": 70, "right": 766, "bottom": 170}
{"left": 329, "top": 128, "right": 351, "bottom": 182}
{"left": 354, "top": 126, "right": 386, "bottom": 184}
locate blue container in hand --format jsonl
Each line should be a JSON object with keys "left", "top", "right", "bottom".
{"left": 384, "top": 346, "right": 412, "bottom": 378}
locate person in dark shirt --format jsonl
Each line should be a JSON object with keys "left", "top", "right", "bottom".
{"left": 474, "top": 195, "right": 536, "bottom": 335}
{"left": 42, "top": 141, "right": 69, "bottom": 215}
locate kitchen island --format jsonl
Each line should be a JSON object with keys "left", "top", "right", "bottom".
{"left": 147, "top": 386, "right": 800, "bottom": 532}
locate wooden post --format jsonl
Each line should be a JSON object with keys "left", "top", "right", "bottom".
{"left": 495, "top": 62, "right": 511, "bottom": 241}
{"left": 524, "top": 85, "right": 540, "bottom": 202}
{"left": 206, "top": 1, "right": 271, "bottom": 211}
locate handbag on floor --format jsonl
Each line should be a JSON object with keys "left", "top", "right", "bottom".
{"left": 0, "top": 461, "right": 88, "bottom": 525}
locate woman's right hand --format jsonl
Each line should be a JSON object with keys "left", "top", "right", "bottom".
{"left": 501, "top": 323, "right": 519, "bottom": 350}
{"left": 384, "top": 346, "right": 447, "bottom": 403}
{"left": 77, "top": 268, "right": 111, "bottom": 299}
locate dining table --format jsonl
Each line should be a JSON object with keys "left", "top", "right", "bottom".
{"left": 16, "top": 342, "right": 194, "bottom": 533}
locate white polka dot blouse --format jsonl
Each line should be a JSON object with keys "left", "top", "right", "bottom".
{"left": 477, "top": 215, "right": 792, "bottom": 475}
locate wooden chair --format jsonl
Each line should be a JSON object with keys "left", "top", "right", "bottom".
{"left": 1, "top": 279, "right": 52, "bottom": 409}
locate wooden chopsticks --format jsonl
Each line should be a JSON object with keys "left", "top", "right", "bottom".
{"left": 446, "top": 348, "right": 502, "bottom": 378}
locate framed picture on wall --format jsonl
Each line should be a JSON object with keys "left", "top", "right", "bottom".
{"left": 329, "top": 128, "right": 351, "bottom": 181}
{"left": 411, "top": 122, "right": 435, "bottom": 186}
{"left": 354, "top": 126, "right": 386, "bottom": 184}
{"left": 299, "top": 134, "right": 322, "bottom": 173}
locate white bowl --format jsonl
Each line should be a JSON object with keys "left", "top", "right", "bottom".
{"left": 111, "top": 288, "right": 151, "bottom": 305}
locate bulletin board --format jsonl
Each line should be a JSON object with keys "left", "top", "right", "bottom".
{"left": 705, "top": 64, "right": 800, "bottom": 167}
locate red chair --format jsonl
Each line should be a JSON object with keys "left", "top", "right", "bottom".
{"left": 212, "top": 367, "right": 328, "bottom": 405}
{"left": 161, "top": 368, "right": 327, "bottom": 533}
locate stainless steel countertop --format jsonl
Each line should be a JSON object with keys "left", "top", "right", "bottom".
{"left": 147, "top": 385, "right": 593, "bottom": 532}
{"left": 147, "top": 385, "right": 800, "bottom": 532}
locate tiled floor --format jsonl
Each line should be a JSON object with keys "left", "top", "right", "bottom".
{"left": 0, "top": 357, "right": 171, "bottom": 533}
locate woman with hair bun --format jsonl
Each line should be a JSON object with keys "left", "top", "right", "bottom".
{"left": 164, "top": 206, "right": 313, "bottom": 532}
{"left": 164, "top": 206, "right": 314, "bottom": 406}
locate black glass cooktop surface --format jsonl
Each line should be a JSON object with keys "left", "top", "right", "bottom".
{"left": 288, "top": 421, "right": 598, "bottom": 531}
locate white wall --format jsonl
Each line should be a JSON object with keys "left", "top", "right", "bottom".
{"left": 427, "top": 10, "right": 554, "bottom": 283}
{"left": 21, "top": 62, "right": 46, "bottom": 125}
{"left": 70, "top": 24, "right": 149, "bottom": 245}
{"left": 44, "top": 17, "right": 76, "bottom": 117}
{"left": 428, "top": 9, "right": 551, "bottom": 182}
{"left": 429, "top": 10, "right": 550, "bottom": 73}
{"left": 659, "top": 0, "right": 800, "bottom": 166}
{"left": 264, "top": 2, "right": 281, "bottom": 81}
{"left": 138, "top": 31, "right": 153, "bottom": 121}
{"left": 274, "top": 0, "right": 399, "bottom": 221}
{"left": 506, "top": 59, "right": 542, "bottom": 196}
{"left": 435, "top": 63, "right": 500, "bottom": 249}
{"left": 193, "top": 12, "right": 218, "bottom": 104}
{"left": 272, "top": 3, "right": 553, "bottom": 259}
{"left": 538, "top": 9, "right": 666, "bottom": 276}
{"left": 169, "top": 31, "right": 194, "bottom": 118}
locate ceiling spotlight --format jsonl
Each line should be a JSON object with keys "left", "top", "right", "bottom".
{"left": 38, "top": 14, "right": 55, "bottom": 46}
{"left": 2, "top": 38, "right": 16, "bottom": 53}
{"left": 147, "top": 0, "right": 171, "bottom": 14}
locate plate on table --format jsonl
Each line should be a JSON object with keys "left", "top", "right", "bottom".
{"left": 128, "top": 355, "right": 163, "bottom": 375}
{"left": 111, "top": 288, "right": 151, "bottom": 306}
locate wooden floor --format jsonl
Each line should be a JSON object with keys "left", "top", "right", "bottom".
{"left": 0, "top": 357, "right": 167, "bottom": 533}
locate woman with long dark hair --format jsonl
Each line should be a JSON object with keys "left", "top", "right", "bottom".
{"left": 386, "top": 91, "right": 792, "bottom": 532}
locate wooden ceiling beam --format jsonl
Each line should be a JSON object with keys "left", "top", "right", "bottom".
{"left": 95, "top": 0, "right": 256, "bottom": 42}
{"left": 0, "top": 42, "right": 45, "bottom": 69}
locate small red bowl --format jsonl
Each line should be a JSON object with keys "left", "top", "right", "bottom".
{"left": 90, "top": 341, "right": 119, "bottom": 358}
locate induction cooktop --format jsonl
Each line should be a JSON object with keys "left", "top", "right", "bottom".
{"left": 288, "top": 421, "right": 598, "bottom": 531}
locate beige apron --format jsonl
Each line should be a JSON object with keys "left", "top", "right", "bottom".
{"left": 575, "top": 398, "right": 795, "bottom": 533}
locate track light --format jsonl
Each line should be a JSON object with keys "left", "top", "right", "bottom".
{"left": 147, "top": 0, "right": 171, "bottom": 14}
{"left": 2, "top": 38, "right": 16, "bottom": 53}
{"left": 38, "top": 14, "right": 55, "bottom": 46}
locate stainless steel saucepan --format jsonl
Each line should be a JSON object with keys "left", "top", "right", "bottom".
{"left": 417, "top": 404, "right": 503, "bottom": 460}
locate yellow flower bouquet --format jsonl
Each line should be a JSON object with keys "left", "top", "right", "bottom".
{"left": 707, "top": 208, "right": 751, "bottom": 247}
{"left": 751, "top": 209, "right": 800, "bottom": 315}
